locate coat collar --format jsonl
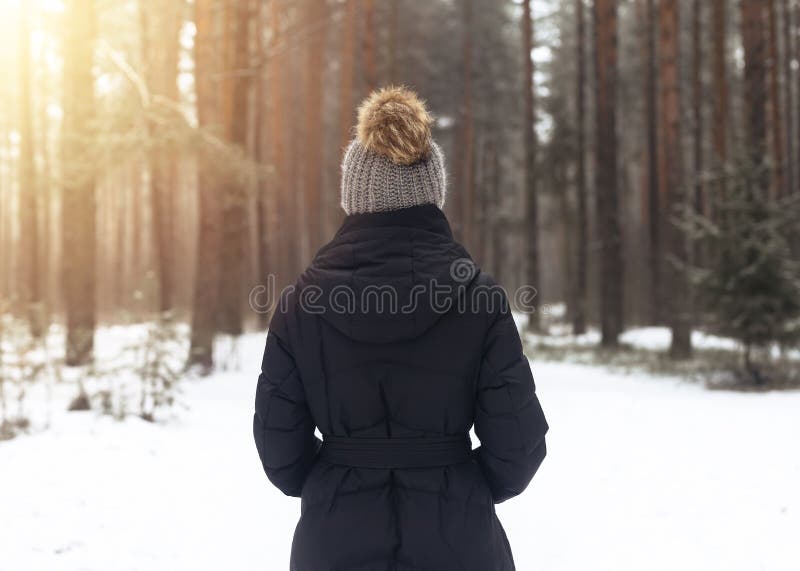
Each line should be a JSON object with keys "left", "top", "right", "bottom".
{"left": 334, "top": 204, "right": 453, "bottom": 240}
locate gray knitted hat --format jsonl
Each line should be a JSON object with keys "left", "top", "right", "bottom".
{"left": 341, "top": 87, "right": 447, "bottom": 215}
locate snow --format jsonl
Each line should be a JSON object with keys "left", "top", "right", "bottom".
{"left": 2, "top": 332, "right": 799, "bottom": 570}
{"left": 619, "top": 326, "right": 741, "bottom": 352}
{"left": 518, "top": 318, "right": 741, "bottom": 353}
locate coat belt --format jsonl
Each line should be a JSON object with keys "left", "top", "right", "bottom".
{"left": 320, "top": 435, "right": 472, "bottom": 469}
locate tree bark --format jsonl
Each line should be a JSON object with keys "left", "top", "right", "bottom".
{"left": 711, "top": 0, "right": 729, "bottom": 193}
{"left": 340, "top": 0, "right": 356, "bottom": 154}
{"left": 19, "top": 1, "right": 43, "bottom": 336}
{"left": 331, "top": 0, "right": 353, "bottom": 245}
{"left": 594, "top": 0, "right": 623, "bottom": 346}
{"left": 491, "top": 142, "right": 503, "bottom": 284}
{"left": 62, "top": 0, "right": 97, "bottom": 365}
{"left": 140, "top": 0, "right": 182, "bottom": 314}
{"left": 767, "top": 0, "right": 785, "bottom": 198}
{"left": 796, "top": 0, "right": 800, "bottom": 194}
{"left": 0, "top": 113, "right": 9, "bottom": 299}
{"left": 254, "top": 0, "right": 271, "bottom": 329}
{"left": 304, "top": 0, "right": 327, "bottom": 252}
{"left": 782, "top": 0, "right": 795, "bottom": 196}
{"left": 268, "top": 0, "right": 289, "bottom": 285}
{"left": 691, "top": 0, "right": 705, "bottom": 265}
{"left": 643, "top": 0, "right": 661, "bottom": 325}
{"left": 37, "top": 69, "right": 54, "bottom": 323}
{"left": 217, "top": 0, "right": 250, "bottom": 336}
{"left": 363, "top": 0, "right": 377, "bottom": 91}
{"left": 479, "top": 133, "right": 498, "bottom": 268}
{"left": 659, "top": 0, "right": 692, "bottom": 358}
{"left": 741, "top": 0, "right": 769, "bottom": 196}
{"left": 573, "top": 0, "right": 588, "bottom": 335}
{"left": 461, "top": 0, "right": 475, "bottom": 248}
{"left": 388, "top": 0, "right": 399, "bottom": 83}
{"left": 188, "top": 0, "right": 222, "bottom": 371}
{"left": 523, "top": 0, "right": 541, "bottom": 332}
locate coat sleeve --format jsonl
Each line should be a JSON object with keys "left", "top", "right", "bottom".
{"left": 253, "top": 313, "right": 321, "bottom": 497}
{"left": 473, "top": 305, "right": 548, "bottom": 504}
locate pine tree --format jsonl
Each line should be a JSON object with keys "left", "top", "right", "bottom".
{"left": 693, "top": 163, "right": 800, "bottom": 384}
{"left": 303, "top": 0, "right": 328, "bottom": 252}
{"left": 18, "top": 1, "right": 42, "bottom": 337}
{"left": 711, "top": 0, "right": 729, "bottom": 194}
{"left": 741, "top": 0, "right": 769, "bottom": 193}
{"left": 659, "top": 0, "right": 692, "bottom": 358}
{"left": 217, "top": 0, "right": 251, "bottom": 337}
{"left": 188, "top": 0, "right": 222, "bottom": 372}
{"left": 523, "top": 0, "right": 541, "bottom": 331}
{"left": 643, "top": 0, "right": 661, "bottom": 325}
{"left": 574, "top": 0, "right": 588, "bottom": 335}
{"left": 767, "top": 0, "right": 786, "bottom": 198}
{"left": 140, "top": 0, "right": 182, "bottom": 314}
{"left": 62, "top": 0, "right": 97, "bottom": 366}
{"left": 594, "top": 0, "right": 623, "bottom": 345}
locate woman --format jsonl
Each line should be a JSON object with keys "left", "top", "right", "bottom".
{"left": 253, "top": 86, "right": 548, "bottom": 570}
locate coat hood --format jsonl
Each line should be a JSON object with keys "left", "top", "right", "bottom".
{"left": 296, "top": 204, "right": 476, "bottom": 343}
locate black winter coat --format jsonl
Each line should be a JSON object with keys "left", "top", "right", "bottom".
{"left": 254, "top": 205, "right": 548, "bottom": 570}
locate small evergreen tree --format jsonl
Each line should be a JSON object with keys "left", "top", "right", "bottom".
{"left": 0, "top": 306, "right": 11, "bottom": 440}
{"left": 0, "top": 308, "right": 49, "bottom": 438}
{"left": 132, "top": 313, "right": 185, "bottom": 422}
{"left": 691, "top": 162, "right": 800, "bottom": 384}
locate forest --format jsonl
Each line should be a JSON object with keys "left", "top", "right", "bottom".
{"left": 2, "top": 2, "right": 800, "bottom": 569}
{"left": 0, "top": 0, "right": 799, "bottom": 426}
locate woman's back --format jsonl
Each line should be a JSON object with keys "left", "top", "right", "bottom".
{"left": 253, "top": 88, "right": 548, "bottom": 570}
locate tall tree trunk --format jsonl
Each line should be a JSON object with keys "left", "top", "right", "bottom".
{"left": 287, "top": 24, "right": 303, "bottom": 274}
{"left": 783, "top": 0, "right": 796, "bottom": 195}
{"left": 388, "top": 0, "right": 399, "bottom": 83}
{"left": 140, "top": 0, "right": 182, "bottom": 314}
{"left": 131, "top": 168, "right": 143, "bottom": 297}
{"left": 767, "top": 0, "right": 785, "bottom": 198}
{"left": 741, "top": 0, "right": 769, "bottom": 195}
{"left": 19, "top": 1, "right": 42, "bottom": 337}
{"left": 217, "top": 0, "right": 250, "bottom": 336}
{"left": 363, "top": 0, "right": 377, "bottom": 91}
{"left": 335, "top": 0, "right": 355, "bottom": 237}
{"left": 642, "top": 0, "right": 661, "bottom": 325}
{"left": 268, "top": 0, "right": 289, "bottom": 285}
{"left": 659, "top": 0, "right": 691, "bottom": 358}
{"left": 491, "top": 144, "right": 503, "bottom": 283}
{"left": 37, "top": 73, "right": 54, "bottom": 323}
{"left": 0, "top": 145, "right": 8, "bottom": 300}
{"left": 573, "top": 0, "right": 588, "bottom": 335}
{"left": 796, "top": 0, "right": 800, "bottom": 194}
{"left": 304, "top": 0, "right": 327, "bottom": 252}
{"left": 557, "top": 157, "right": 575, "bottom": 328}
{"left": 254, "top": 0, "right": 271, "bottom": 329}
{"left": 711, "top": 0, "right": 729, "bottom": 193}
{"left": 62, "top": 0, "right": 97, "bottom": 365}
{"left": 0, "top": 114, "right": 6, "bottom": 300}
{"left": 461, "top": 0, "right": 475, "bottom": 248}
{"left": 188, "top": 0, "right": 222, "bottom": 371}
{"left": 594, "top": 0, "right": 623, "bottom": 346}
{"left": 482, "top": 135, "right": 500, "bottom": 270}
{"left": 340, "top": 0, "right": 356, "bottom": 154}
{"left": 691, "top": 0, "right": 705, "bottom": 264}
{"left": 114, "top": 173, "right": 126, "bottom": 310}
{"left": 523, "top": 0, "right": 541, "bottom": 332}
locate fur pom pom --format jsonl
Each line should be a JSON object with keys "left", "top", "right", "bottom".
{"left": 356, "top": 86, "right": 434, "bottom": 166}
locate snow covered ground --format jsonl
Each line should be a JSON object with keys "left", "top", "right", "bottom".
{"left": 1, "top": 332, "right": 799, "bottom": 570}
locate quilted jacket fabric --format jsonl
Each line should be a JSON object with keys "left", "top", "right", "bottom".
{"left": 253, "top": 204, "right": 548, "bottom": 570}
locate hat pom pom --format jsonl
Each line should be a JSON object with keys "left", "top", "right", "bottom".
{"left": 356, "top": 86, "right": 434, "bottom": 166}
